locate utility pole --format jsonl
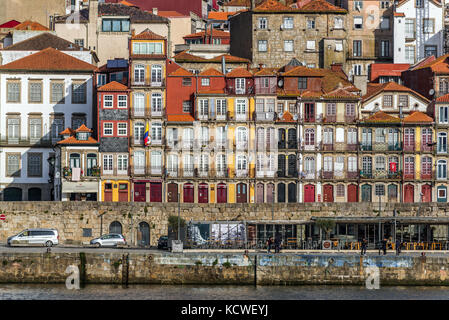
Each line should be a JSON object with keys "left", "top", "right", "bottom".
{"left": 378, "top": 194, "right": 382, "bottom": 245}
{"left": 178, "top": 192, "right": 181, "bottom": 241}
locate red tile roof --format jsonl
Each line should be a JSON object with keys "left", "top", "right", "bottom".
{"left": 169, "top": 67, "right": 194, "bottom": 76}
{"left": 208, "top": 11, "right": 233, "bottom": 20}
{"left": 60, "top": 128, "right": 75, "bottom": 135}
{"left": 403, "top": 111, "right": 433, "bottom": 123}
{"left": 298, "top": 0, "right": 346, "bottom": 13}
{"left": 173, "top": 50, "right": 209, "bottom": 62}
{"left": 254, "top": 0, "right": 292, "bottom": 12}
{"left": 362, "top": 82, "right": 429, "bottom": 103}
{"left": 393, "top": 12, "right": 405, "bottom": 17}
{"left": 0, "top": 47, "right": 97, "bottom": 72}
{"left": 412, "top": 54, "right": 449, "bottom": 73}
{"left": 0, "top": 20, "right": 21, "bottom": 28}
{"left": 323, "top": 87, "right": 359, "bottom": 100}
{"left": 281, "top": 65, "right": 323, "bottom": 77}
{"left": 57, "top": 136, "right": 98, "bottom": 145}
{"left": 208, "top": 54, "right": 250, "bottom": 63}
{"left": 225, "top": 67, "right": 253, "bottom": 77}
{"left": 199, "top": 68, "right": 224, "bottom": 76}
{"left": 363, "top": 111, "right": 401, "bottom": 123}
{"left": 166, "top": 115, "right": 195, "bottom": 122}
{"left": 224, "top": 0, "right": 251, "bottom": 6}
{"left": 276, "top": 111, "right": 296, "bottom": 122}
{"left": 183, "top": 29, "right": 230, "bottom": 39}
{"left": 369, "top": 63, "right": 410, "bottom": 82}
{"left": 132, "top": 28, "right": 166, "bottom": 40}
{"left": 75, "top": 124, "right": 93, "bottom": 132}
{"left": 437, "top": 93, "right": 449, "bottom": 102}
{"left": 98, "top": 81, "right": 129, "bottom": 91}
{"left": 14, "top": 20, "right": 49, "bottom": 31}
{"left": 252, "top": 68, "right": 278, "bottom": 76}
{"left": 158, "top": 11, "right": 188, "bottom": 17}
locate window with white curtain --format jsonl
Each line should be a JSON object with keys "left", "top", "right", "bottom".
{"left": 133, "top": 92, "right": 145, "bottom": 116}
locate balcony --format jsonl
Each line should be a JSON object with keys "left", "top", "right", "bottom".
{"left": 403, "top": 144, "right": 415, "bottom": 152}
{"left": 225, "top": 86, "right": 254, "bottom": 95}
{"left": 235, "top": 113, "right": 248, "bottom": 121}
{"left": 321, "top": 143, "right": 334, "bottom": 151}
{"left": 403, "top": 172, "right": 415, "bottom": 180}
{"left": 150, "top": 109, "right": 164, "bottom": 118}
{"left": 322, "top": 171, "right": 333, "bottom": 179}
{"left": 131, "top": 136, "right": 144, "bottom": 146}
{"left": 288, "top": 141, "right": 298, "bottom": 149}
{"left": 255, "top": 85, "right": 276, "bottom": 95}
{"left": 133, "top": 166, "right": 145, "bottom": 175}
{"left": 405, "top": 32, "right": 415, "bottom": 40}
{"left": 421, "top": 144, "right": 433, "bottom": 152}
{"left": 324, "top": 115, "right": 336, "bottom": 123}
{"left": 133, "top": 108, "right": 145, "bottom": 117}
{"left": 132, "top": 78, "right": 165, "bottom": 87}
{"left": 150, "top": 166, "right": 162, "bottom": 175}
{"left": 198, "top": 169, "right": 209, "bottom": 178}
{"left": 420, "top": 171, "right": 433, "bottom": 180}
{"left": 345, "top": 115, "right": 356, "bottom": 123}
{"left": 235, "top": 169, "right": 248, "bottom": 178}
{"left": 277, "top": 170, "right": 286, "bottom": 178}
{"left": 360, "top": 144, "right": 372, "bottom": 151}
{"left": 215, "top": 169, "right": 228, "bottom": 178}
{"left": 236, "top": 142, "right": 248, "bottom": 151}
{"left": 167, "top": 168, "right": 179, "bottom": 178}
{"left": 346, "top": 171, "right": 358, "bottom": 179}
{"left": 388, "top": 143, "right": 402, "bottom": 151}
{"left": 278, "top": 141, "right": 286, "bottom": 149}
{"left": 216, "top": 113, "right": 227, "bottom": 121}
{"left": 360, "top": 170, "right": 373, "bottom": 179}
{"left": 254, "top": 111, "right": 275, "bottom": 121}
{"left": 183, "top": 140, "right": 194, "bottom": 149}
{"left": 63, "top": 166, "right": 100, "bottom": 180}
{"left": 256, "top": 170, "right": 275, "bottom": 178}
{"left": 373, "top": 142, "right": 388, "bottom": 152}
{"left": 152, "top": 138, "right": 163, "bottom": 146}
{"left": 287, "top": 170, "right": 298, "bottom": 178}
{"left": 346, "top": 144, "right": 358, "bottom": 152}
{"left": 183, "top": 168, "right": 194, "bottom": 177}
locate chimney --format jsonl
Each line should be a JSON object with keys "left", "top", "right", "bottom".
{"left": 330, "top": 63, "right": 343, "bottom": 73}
{"left": 250, "top": 0, "right": 255, "bottom": 10}
{"left": 259, "top": 63, "right": 263, "bottom": 71}
{"left": 153, "top": 8, "right": 158, "bottom": 15}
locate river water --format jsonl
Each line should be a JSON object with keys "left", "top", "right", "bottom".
{"left": 1, "top": 284, "right": 449, "bottom": 300}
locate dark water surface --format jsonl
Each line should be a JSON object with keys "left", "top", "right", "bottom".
{"left": 1, "top": 284, "right": 449, "bottom": 300}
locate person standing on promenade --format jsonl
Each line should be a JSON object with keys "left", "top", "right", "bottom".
{"left": 361, "top": 238, "right": 367, "bottom": 256}
{"left": 382, "top": 237, "right": 387, "bottom": 255}
{"left": 266, "top": 237, "right": 273, "bottom": 253}
{"left": 274, "top": 233, "right": 282, "bottom": 253}
{"left": 396, "top": 238, "right": 401, "bottom": 256}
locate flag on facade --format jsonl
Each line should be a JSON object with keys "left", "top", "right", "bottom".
{"left": 144, "top": 122, "right": 150, "bottom": 146}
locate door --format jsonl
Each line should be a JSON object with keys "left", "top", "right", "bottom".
{"left": 288, "top": 183, "right": 296, "bottom": 203}
{"left": 167, "top": 183, "right": 178, "bottom": 202}
{"left": 28, "top": 188, "right": 41, "bottom": 201}
{"left": 138, "top": 222, "right": 150, "bottom": 246}
{"left": 109, "top": 221, "right": 122, "bottom": 234}
{"left": 118, "top": 183, "right": 128, "bottom": 202}
{"left": 388, "top": 184, "right": 398, "bottom": 202}
{"left": 256, "top": 183, "right": 264, "bottom": 203}
{"left": 198, "top": 183, "right": 209, "bottom": 203}
{"left": 217, "top": 183, "right": 227, "bottom": 203}
{"left": 183, "top": 183, "right": 194, "bottom": 203}
{"left": 361, "top": 184, "right": 372, "bottom": 202}
{"left": 150, "top": 182, "right": 162, "bottom": 202}
{"left": 422, "top": 184, "right": 431, "bottom": 203}
{"left": 133, "top": 183, "right": 145, "bottom": 202}
{"left": 404, "top": 184, "right": 414, "bottom": 203}
{"left": 347, "top": 184, "right": 358, "bottom": 202}
{"left": 323, "top": 184, "right": 334, "bottom": 202}
{"left": 304, "top": 103, "right": 315, "bottom": 122}
{"left": 4, "top": 188, "right": 22, "bottom": 201}
{"left": 104, "top": 183, "right": 113, "bottom": 202}
{"left": 236, "top": 183, "right": 247, "bottom": 203}
{"left": 278, "top": 183, "right": 286, "bottom": 203}
{"left": 267, "top": 183, "right": 275, "bottom": 203}
{"left": 304, "top": 184, "right": 315, "bottom": 203}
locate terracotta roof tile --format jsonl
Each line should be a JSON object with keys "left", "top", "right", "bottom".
{"left": 225, "top": 67, "right": 253, "bottom": 77}
{"left": 254, "top": 0, "right": 292, "bottom": 12}
{"left": 14, "top": 20, "right": 49, "bottom": 30}
{"left": 298, "top": 0, "right": 346, "bottom": 13}
{"left": 166, "top": 115, "right": 195, "bottom": 122}
{"left": 436, "top": 92, "right": 449, "bottom": 102}
{"left": 98, "top": 81, "right": 129, "bottom": 91}
{"left": 412, "top": 54, "right": 449, "bottom": 73}
{"left": 224, "top": 0, "right": 251, "bottom": 6}
{"left": 0, "top": 47, "right": 97, "bottom": 72}
{"left": 252, "top": 67, "right": 278, "bottom": 76}
{"left": 208, "top": 54, "right": 250, "bottom": 63}
{"left": 403, "top": 111, "right": 433, "bottom": 123}
{"left": 158, "top": 11, "right": 187, "bottom": 17}
{"left": 363, "top": 111, "right": 400, "bottom": 123}
{"left": 393, "top": 12, "right": 405, "bottom": 16}
{"left": 132, "top": 28, "right": 166, "bottom": 40}
{"left": 183, "top": 29, "right": 230, "bottom": 39}
{"left": 199, "top": 68, "right": 224, "bottom": 76}
{"left": 57, "top": 136, "right": 98, "bottom": 145}
{"left": 75, "top": 124, "right": 93, "bottom": 132}
{"left": 3, "top": 32, "right": 88, "bottom": 51}
{"left": 169, "top": 67, "right": 194, "bottom": 76}
{"left": 369, "top": 63, "right": 410, "bottom": 82}
{"left": 0, "top": 20, "right": 21, "bottom": 28}
{"left": 323, "top": 87, "right": 359, "bottom": 100}
{"left": 173, "top": 50, "right": 209, "bottom": 62}
{"left": 281, "top": 65, "right": 323, "bottom": 77}
{"left": 208, "top": 11, "right": 233, "bottom": 20}
{"left": 362, "top": 82, "right": 429, "bottom": 103}
{"left": 60, "top": 128, "right": 75, "bottom": 135}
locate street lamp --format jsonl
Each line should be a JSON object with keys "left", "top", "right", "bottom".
{"left": 272, "top": 187, "right": 275, "bottom": 220}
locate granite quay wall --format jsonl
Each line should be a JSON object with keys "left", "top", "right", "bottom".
{"left": 0, "top": 202, "right": 449, "bottom": 246}
{"left": 1, "top": 251, "right": 449, "bottom": 285}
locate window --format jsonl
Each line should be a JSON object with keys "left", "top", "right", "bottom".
{"left": 306, "top": 40, "right": 315, "bottom": 51}
{"left": 362, "top": 156, "right": 372, "bottom": 174}
{"left": 235, "top": 78, "right": 246, "bottom": 94}
{"left": 74, "top": 39, "right": 84, "bottom": 47}
{"left": 201, "top": 78, "right": 210, "bottom": 86}
{"left": 353, "top": 40, "right": 362, "bottom": 57}
{"left": 304, "top": 157, "right": 315, "bottom": 174}
{"left": 236, "top": 127, "right": 248, "bottom": 146}
{"left": 354, "top": 1, "right": 363, "bottom": 10}
{"left": 323, "top": 128, "right": 333, "bottom": 144}
{"left": 284, "top": 40, "right": 293, "bottom": 52}
{"left": 103, "top": 122, "right": 113, "bottom": 136}
{"left": 7, "top": 82, "right": 20, "bottom": 102}
{"left": 398, "top": 95, "right": 409, "bottom": 108}
{"left": 284, "top": 17, "right": 293, "bottom": 29}
{"left": 298, "top": 77, "right": 307, "bottom": 89}
{"left": 404, "top": 156, "right": 415, "bottom": 175}
{"left": 133, "top": 93, "right": 145, "bottom": 116}
{"left": 237, "top": 155, "right": 247, "bottom": 171}
{"left": 375, "top": 184, "right": 385, "bottom": 196}
{"left": 380, "top": 1, "right": 390, "bottom": 8}
{"left": 27, "top": 153, "right": 42, "bottom": 177}
{"left": 7, "top": 154, "right": 20, "bottom": 177}
{"left": 326, "top": 103, "right": 336, "bottom": 116}
{"left": 335, "top": 40, "right": 343, "bottom": 52}
{"left": 380, "top": 17, "right": 389, "bottom": 29}
{"left": 117, "top": 123, "right": 127, "bottom": 136}
{"left": 258, "top": 40, "right": 267, "bottom": 52}
{"left": 438, "top": 132, "right": 447, "bottom": 153}
{"left": 183, "top": 101, "right": 192, "bottom": 113}
{"left": 375, "top": 128, "right": 385, "bottom": 143}
{"left": 134, "top": 65, "right": 145, "bottom": 84}
{"left": 151, "top": 93, "right": 162, "bottom": 113}
{"left": 260, "top": 77, "right": 269, "bottom": 88}
{"left": 51, "top": 82, "right": 65, "bottom": 104}
{"left": 324, "top": 157, "right": 333, "bottom": 172}
{"left": 423, "top": 19, "right": 434, "bottom": 33}
{"left": 405, "top": 19, "right": 415, "bottom": 38}
{"left": 375, "top": 156, "right": 385, "bottom": 171}
{"left": 258, "top": 17, "right": 267, "bottom": 29}
{"left": 267, "top": 99, "right": 275, "bottom": 112}
{"left": 151, "top": 151, "right": 162, "bottom": 171}
{"left": 440, "top": 78, "right": 449, "bottom": 95}
{"left": 337, "top": 185, "right": 345, "bottom": 197}
{"left": 104, "top": 95, "right": 113, "bottom": 108}
{"left": 416, "top": 0, "right": 423, "bottom": 7}
{"left": 346, "top": 103, "right": 356, "bottom": 116}
{"left": 118, "top": 95, "right": 127, "bottom": 108}
{"left": 289, "top": 103, "right": 297, "bottom": 114}
{"left": 438, "top": 160, "right": 447, "bottom": 179}
{"left": 102, "top": 19, "right": 130, "bottom": 32}
{"left": 199, "top": 99, "right": 209, "bottom": 116}
{"left": 256, "top": 99, "right": 264, "bottom": 112}
{"left": 134, "top": 151, "right": 145, "bottom": 172}
{"left": 334, "top": 17, "right": 343, "bottom": 29}
{"left": 348, "top": 156, "right": 357, "bottom": 172}
{"left": 200, "top": 154, "right": 209, "bottom": 173}
{"left": 440, "top": 106, "right": 448, "bottom": 124}
{"left": 306, "top": 18, "right": 315, "bottom": 29}
{"left": 277, "top": 102, "right": 284, "bottom": 113}
{"left": 354, "top": 16, "right": 363, "bottom": 29}
{"left": 305, "top": 128, "right": 315, "bottom": 146}
{"left": 425, "top": 45, "right": 437, "bottom": 57}
{"left": 182, "top": 78, "right": 192, "bottom": 86}
{"left": 347, "top": 128, "right": 357, "bottom": 145}
{"left": 201, "top": 127, "right": 209, "bottom": 145}
{"left": 151, "top": 123, "right": 162, "bottom": 141}
{"left": 51, "top": 117, "right": 64, "bottom": 140}
{"left": 103, "top": 154, "right": 113, "bottom": 173}
{"left": 7, "top": 118, "right": 19, "bottom": 143}
{"left": 117, "top": 155, "right": 128, "bottom": 173}
{"left": 29, "top": 82, "right": 42, "bottom": 103}
{"left": 133, "top": 42, "right": 163, "bottom": 55}
{"left": 405, "top": 46, "right": 415, "bottom": 64}
{"left": 29, "top": 118, "right": 42, "bottom": 142}
{"left": 383, "top": 95, "right": 393, "bottom": 107}
{"left": 353, "top": 64, "right": 362, "bottom": 76}
{"left": 72, "top": 82, "right": 86, "bottom": 104}
{"left": 422, "top": 157, "right": 432, "bottom": 176}
{"left": 380, "top": 40, "right": 389, "bottom": 57}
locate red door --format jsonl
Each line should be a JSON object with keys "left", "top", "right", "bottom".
{"left": 404, "top": 184, "right": 414, "bottom": 203}
{"left": 217, "top": 183, "right": 227, "bottom": 203}
{"left": 133, "top": 183, "right": 146, "bottom": 202}
{"left": 256, "top": 183, "right": 264, "bottom": 203}
{"left": 167, "top": 183, "right": 178, "bottom": 202}
{"left": 236, "top": 183, "right": 247, "bottom": 203}
{"left": 304, "top": 184, "right": 315, "bottom": 203}
{"left": 183, "top": 183, "right": 194, "bottom": 203}
{"left": 150, "top": 182, "right": 162, "bottom": 202}
{"left": 347, "top": 184, "right": 358, "bottom": 202}
{"left": 266, "top": 183, "right": 274, "bottom": 203}
{"left": 118, "top": 183, "right": 128, "bottom": 202}
{"left": 198, "top": 183, "right": 209, "bottom": 203}
{"left": 104, "top": 183, "right": 113, "bottom": 202}
{"left": 422, "top": 184, "right": 431, "bottom": 202}
{"left": 323, "top": 184, "right": 334, "bottom": 202}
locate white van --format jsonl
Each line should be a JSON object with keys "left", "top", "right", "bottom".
{"left": 7, "top": 229, "right": 59, "bottom": 247}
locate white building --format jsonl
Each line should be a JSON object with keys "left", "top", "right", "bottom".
{"left": 0, "top": 47, "right": 96, "bottom": 201}
{"left": 393, "top": 0, "right": 444, "bottom": 64}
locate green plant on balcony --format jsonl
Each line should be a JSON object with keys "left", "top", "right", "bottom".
{"left": 63, "top": 166, "right": 72, "bottom": 177}
{"left": 90, "top": 166, "right": 101, "bottom": 177}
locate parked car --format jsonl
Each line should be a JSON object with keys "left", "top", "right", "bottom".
{"left": 157, "top": 235, "right": 168, "bottom": 250}
{"left": 7, "top": 229, "right": 59, "bottom": 247}
{"left": 90, "top": 233, "right": 126, "bottom": 247}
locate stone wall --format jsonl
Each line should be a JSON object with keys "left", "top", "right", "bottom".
{"left": 1, "top": 251, "right": 449, "bottom": 285}
{"left": 0, "top": 202, "right": 449, "bottom": 246}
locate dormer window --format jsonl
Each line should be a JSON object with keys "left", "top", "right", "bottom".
{"left": 235, "top": 78, "right": 246, "bottom": 94}
{"left": 77, "top": 132, "right": 90, "bottom": 141}
{"left": 298, "top": 77, "right": 307, "bottom": 89}
{"left": 201, "top": 78, "right": 210, "bottom": 86}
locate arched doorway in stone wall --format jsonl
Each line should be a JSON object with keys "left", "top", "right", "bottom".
{"left": 109, "top": 221, "right": 122, "bottom": 234}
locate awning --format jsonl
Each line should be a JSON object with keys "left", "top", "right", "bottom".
{"left": 310, "top": 216, "right": 449, "bottom": 224}
{"left": 62, "top": 181, "right": 99, "bottom": 193}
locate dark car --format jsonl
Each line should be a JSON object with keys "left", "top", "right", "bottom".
{"left": 158, "top": 236, "right": 168, "bottom": 250}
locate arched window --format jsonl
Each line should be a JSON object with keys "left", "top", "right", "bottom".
{"left": 86, "top": 153, "right": 97, "bottom": 176}
{"left": 438, "top": 160, "right": 447, "bottom": 179}
{"left": 305, "top": 128, "right": 315, "bottom": 146}
{"left": 109, "top": 221, "right": 122, "bottom": 234}
{"left": 69, "top": 153, "right": 80, "bottom": 168}
{"left": 421, "top": 157, "right": 432, "bottom": 177}
{"left": 151, "top": 123, "right": 162, "bottom": 141}
{"left": 236, "top": 127, "right": 247, "bottom": 149}
{"left": 237, "top": 155, "right": 247, "bottom": 171}
{"left": 167, "top": 154, "right": 178, "bottom": 175}
{"left": 151, "top": 93, "right": 162, "bottom": 113}
{"left": 134, "top": 122, "right": 145, "bottom": 144}
{"left": 151, "top": 65, "right": 162, "bottom": 84}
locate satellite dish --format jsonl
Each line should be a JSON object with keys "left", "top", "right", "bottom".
{"left": 429, "top": 89, "right": 435, "bottom": 96}
{"left": 293, "top": 114, "right": 298, "bottom": 121}
{"left": 278, "top": 79, "right": 284, "bottom": 87}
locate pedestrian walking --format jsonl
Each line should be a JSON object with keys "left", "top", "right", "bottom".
{"left": 395, "top": 238, "right": 401, "bottom": 256}
{"left": 266, "top": 237, "right": 273, "bottom": 253}
{"left": 274, "top": 233, "right": 282, "bottom": 253}
{"left": 361, "top": 238, "right": 367, "bottom": 256}
{"left": 382, "top": 237, "right": 387, "bottom": 255}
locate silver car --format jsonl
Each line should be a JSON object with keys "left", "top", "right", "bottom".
{"left": 90, "top": 233, "right": 126, "bottom": 247}
{"left": 7, "top": 229, "right": 59, "bottom": 247}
